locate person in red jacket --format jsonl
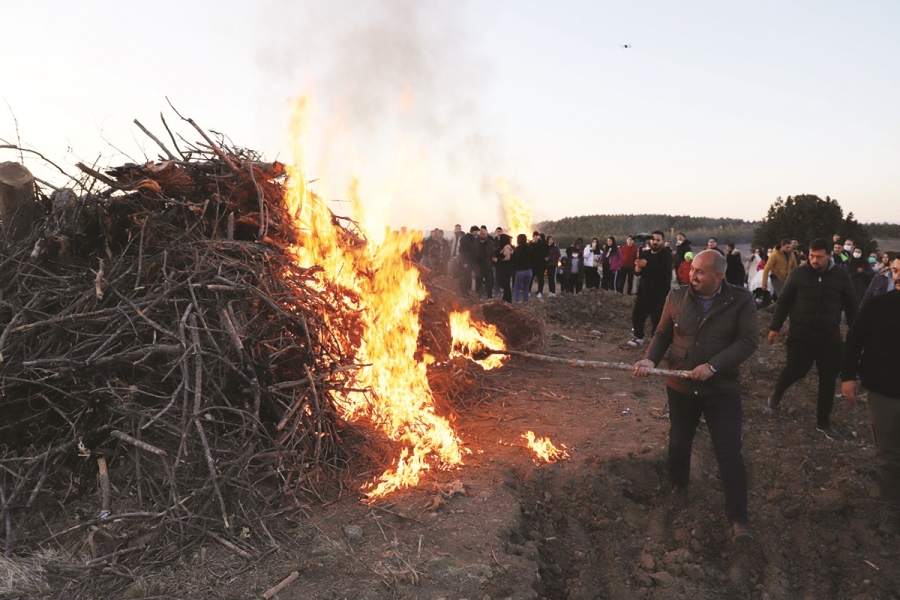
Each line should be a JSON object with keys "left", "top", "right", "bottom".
{"left": 677, "top": 251, "right": 693, "bottom": 285}
{"left": 617, "top": 235, "right": 639, "bottom": 294}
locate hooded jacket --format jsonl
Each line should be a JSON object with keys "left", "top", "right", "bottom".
{"left": 646, "top": 283, "right": 759, "bottom": 396}
{"left": 770, "top": 258, "right": 858, "bottom": 343}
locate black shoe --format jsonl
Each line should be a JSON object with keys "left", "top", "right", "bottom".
{"left": 767, "top": 390, "right": 783, "bottom": 409}
{"left": 879, "top": 515, "right": 900, "bottom": 536}
{"left": 670, "top": 486, "right": 688, "bottom": 509}
{"left": 732, "top": 522, "right": 754, "bottom": 542}
{"left": 816, "top": 425, "right": 842, "bottom": 440}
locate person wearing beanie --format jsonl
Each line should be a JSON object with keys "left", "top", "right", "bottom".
{"left": 677, "top": 251, "right": 694, "bottom": 285}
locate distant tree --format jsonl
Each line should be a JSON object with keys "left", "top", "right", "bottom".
{"left": 866, "top": 222, "right": 900, "bottom": 239}
{"left": 537, "top": 214, "right": 756, "bottom": 246}
{"left": 752, "top": 195, "right": 877, "bottom": 254}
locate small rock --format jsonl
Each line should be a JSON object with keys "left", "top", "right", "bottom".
{"left": 650, "top": 571, "right": 677, "bottom": 586}
{"left": 683, "top": 563, "right": 705, "bottom": 580}
{"left": 784, "top": 504, "right": 804, "bottom": 519}
{"left": 639, "top": 553, "right": 656, "bottom": 571}
{"left": 787, "top": 407, "right": 797, "bottom": 416}
{"left": 690, "top": 539, "right": 703, "bottom": 553}
{"left": 343, "top": 525, "right": 363, "bottom": 540}
{"left": 816, "top": 489, "right": 847, "bottom": 512}
{"left": 590, "top": 330, "right": 603, "bottom": 336}
{"left": 634, "top": 572, "right": 654, "bottom": 587}
{"left": 765, "top": 488, "right": 786, "bottom": 502}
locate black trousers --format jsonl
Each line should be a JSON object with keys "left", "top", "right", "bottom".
{"left": 474, "top": 266, "right": 493, "bottom": 298}
{"left": 601, "top": 269, "right": 617, "bottom": 290}
{"left": 584, "top": 266, "right": 600, "bottom": 289}
{"left": 773, "top": 336, "right": 841, "bottom": 427}
{"left": 868, "top": 390, "right": 900, "bottom": 519}
{"left": 531, "top": 268, "right": 545, "bottom": 295}
{"left": 617, "top": 267, "right": 635, "bottom": 294}
{"left": 668, "top": 387, "right": 748, "bottom": 526}
{"left": 631, "top": 293, "right": 666, "bottom": 339}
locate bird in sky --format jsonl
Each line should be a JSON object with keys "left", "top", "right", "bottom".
{"left": 621, "top": 44, "right": 631, "bottom": 48}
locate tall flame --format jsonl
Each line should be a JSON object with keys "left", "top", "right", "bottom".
{"left": 285, "top": 96, "right": 462, "bottom": 498}
{"left": 495, "top": 177, "right": 533, "bottom": 240}
{"left": 449, "top": 311, "right": 506, "bottom": 370}
{"left": 522, "top": 431, "right": 569, "bottom": 463}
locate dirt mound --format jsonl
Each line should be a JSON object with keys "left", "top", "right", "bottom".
{"left": 480, "top": 299, "right": 545, "bottom": 351}
{"left": 533, "top": 289, "right": 634, "bottom": 329}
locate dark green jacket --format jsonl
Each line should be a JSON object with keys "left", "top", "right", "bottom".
{"left": 646, "top": 283, "right": 759, "bottom": 396}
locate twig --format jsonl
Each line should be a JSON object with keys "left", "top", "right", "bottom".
{"left": 262, "top": 570, "right": 300, "bottom": 599}
{"left": 133, "top": 119, "right": 177, "bottom": 161}
{"left": 206, "top": 531, "right": 251, "bottom": 559}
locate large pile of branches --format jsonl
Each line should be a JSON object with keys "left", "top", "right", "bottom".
{"left": 0, "top": 120, "right": 368, "bottom": 583}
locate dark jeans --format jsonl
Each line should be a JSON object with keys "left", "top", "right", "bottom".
{"left": 457, "top": 265, "right": 472, "bottom": 294}
{"left": 617, "top": 267, "right": 635, "bottom": 294}
{"left": 668, "top": 387, "right": 749, "bottom": 526}
{"left": 773, "top": 337, "right": 841, "bottom": 427}
{"left": 584, "top": 266, "right": 600, "bottom": 289}
{"left": 632, "top": 293, "right": 666, "bottom": 339}
{"left": 547, "top": 268, "right": 557, "bottom": 294}
{"left": 601, "top": 269, "right": 617, "bottom": 291}
{"left": 562, "top": 273, "right": 582, "bottom": 294}
{"left": 474, "top": 266, "right": 493, "bottom": 298}
{"left": 531, "top": 269, "right": 545, "bottom": 295}
{"left": 497, "top": 262, "right": 513, "bottom": 303}
{"left": 867, "top": 390, "right": 900, "bottom": 518}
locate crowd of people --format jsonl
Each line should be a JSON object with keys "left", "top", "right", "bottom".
{"left": 633, "top": 235, "right": 899, "bottom": 544}
{"left": 420, "top": 223, "right": 899, "bottom": 544}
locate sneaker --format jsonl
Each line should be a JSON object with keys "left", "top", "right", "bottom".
{"left": 548, "top": 292, "right": 556, "bottom": 297}
{"left": 878, "top": 515, "right": 900, "bottom": 536}
{"left": 627, "top": 337, "right": 644, "bottom": 347}
{"left": 816, "top": 425, "right": 843, "bottom": 441}
{"left": 731, "top": 522, "right": 754, "bottom": 542}
{"left": 767, "top": 390, "right": 783, "bottom": 409}
{"left": 536, "top": 292, "right": 543, "bottom": 299}
{"left": 670, "top": 486, "right": 688, "bottom": 509}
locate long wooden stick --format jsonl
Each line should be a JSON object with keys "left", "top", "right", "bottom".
{"left": 483, "top": 349, "right": 692, "bottom": 379}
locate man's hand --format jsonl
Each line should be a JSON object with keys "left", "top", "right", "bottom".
{"left": 767, "top": 330, "right": 780, "bottom": 345}
{"left": 690, "top": 364, "right": 715, "bottom": 381}
{"left": 633, "top": 359, "right": 655, "bottom": 377}
{"left": 635, "top": 258, "right": 647, "bottom": 270}
{"left": 841, "top": 380, "right": 858, "bottom": 405}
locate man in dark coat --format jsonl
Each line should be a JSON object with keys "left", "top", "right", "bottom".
{"left": 628, "top": 230, "right": 673, "bottom": 346}
{"left": 841, "top": 255, "right": 900, "bottom": 535}
{"left": 634, "top": 250, "right": 759, "bottom": 542}
{"left": 767, "top": 238, "right": 858, "bottom": 439}
{"left": 457, "top": 226, "right": 478, "bottom": 295}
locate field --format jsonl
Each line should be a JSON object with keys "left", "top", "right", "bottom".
{"left": 12, "top": 283, "right": 899, "bottom": 599}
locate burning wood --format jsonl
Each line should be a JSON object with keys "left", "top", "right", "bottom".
{"left": 522, "top": 431, "right": 569, "bottom": 463}
{"left": 449, "top": 310, "right": 507, "bottom": 370}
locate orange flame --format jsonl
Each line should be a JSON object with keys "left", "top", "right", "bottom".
{"left": 495, "top": 177, "right": 533, "bottom": 240}
{"left": 449, "top": 311, "right": 506, "bottom": 370}
{"left": 285, "top": 96, "right": 462, "bottom": 498}
{"left": 522, "top": 431, "right": 569, "bottom": 463}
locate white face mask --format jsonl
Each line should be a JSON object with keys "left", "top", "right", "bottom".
{"left": 844, "top": 244, "right": 853, "bottom": 252}
{"left": 853, "top": 252, "right": 862, "bottom": 259}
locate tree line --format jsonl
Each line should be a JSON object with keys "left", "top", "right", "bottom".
{"left": 537, "top": 214, "right": 757, "bottom": 247}
{"left": 537, "top": 196, "right": 888, "bottom": 254}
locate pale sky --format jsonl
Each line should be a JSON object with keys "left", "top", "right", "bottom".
{"left": 2, "top": 1, "right": 898, "bottom": 231}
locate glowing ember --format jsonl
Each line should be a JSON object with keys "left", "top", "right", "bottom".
{"left": 449, "top": 311, "right": 506, "bottom": 370}
{"left": 522, "top": 431, "right": 569, "bottom": 463}
{"left": 285, "top": 96, "right": 462, "bottom": 498}
{"left": 495, "top": 177, "right": 533, "bottom": 240}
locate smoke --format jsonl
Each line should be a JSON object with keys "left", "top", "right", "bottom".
{"left": 253, "top": 0, "right": 501, "bottom": 229}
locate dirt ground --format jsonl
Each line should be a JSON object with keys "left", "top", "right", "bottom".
{"left": 21, "top": 284, "right": 900, "bottom": 599}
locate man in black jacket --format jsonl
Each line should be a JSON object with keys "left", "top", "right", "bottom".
{"left": 767, "top": 238, "right": 858, "bottom": 439}
{"left": 457, "top": 226, "right": 479, "bottom": 295}
{"left": 841, "top": 256, "right": 900, "bottom": 535}
{"left": 634, "top": 250, "right": 759, "bottom": 542}
{"left": 628, "top": 230, "right": 673, "bottom": 346}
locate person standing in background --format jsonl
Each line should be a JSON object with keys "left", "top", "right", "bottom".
{"left": 512, "top": 234, "right": 535, "bottom": 302}
{"left": 601, "top": 236, "right": 622, "bottom": 291}
{"left": 618, "top": 235, "right": 639, "bottom": 294}
{"left": 583, "top": 238, "right": 601, "bottom": 289}
{"left": 628, "top": 231, "right": 673, "bottom": 346}
{"left": 545, "top": 236, "right": 561, "bottom": 297}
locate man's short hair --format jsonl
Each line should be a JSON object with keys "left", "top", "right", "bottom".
{"left": 677, "top": 232, "right": 685, "bottom": 237}
{"left": 470, "top": 226, "right": 479, "bottom": 233}
{"left": 809, "top": 238, "right": 831, "bottom": 254}
{"left": 651, "top": 230, "right": 665, "bottom": 238}
{"left": 781, "top": 238, "right": 792, "bottom": 247}
{"left": 708, "top": 237, "right": 718, "bottom": 243}
{"left": 533, "top": 231, "right": 540, "bottom": 236}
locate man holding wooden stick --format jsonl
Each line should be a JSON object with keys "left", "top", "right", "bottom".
{"left": 634, "top": 249, "right": 759, "bottom": 542}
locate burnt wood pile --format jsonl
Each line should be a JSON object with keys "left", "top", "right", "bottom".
{"left": 0, "top": 119, "right": 369, "bottom": 582}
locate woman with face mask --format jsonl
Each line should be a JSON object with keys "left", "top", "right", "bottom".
{"left": 848, "top": 247, "right": 873, "bottom": 308}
